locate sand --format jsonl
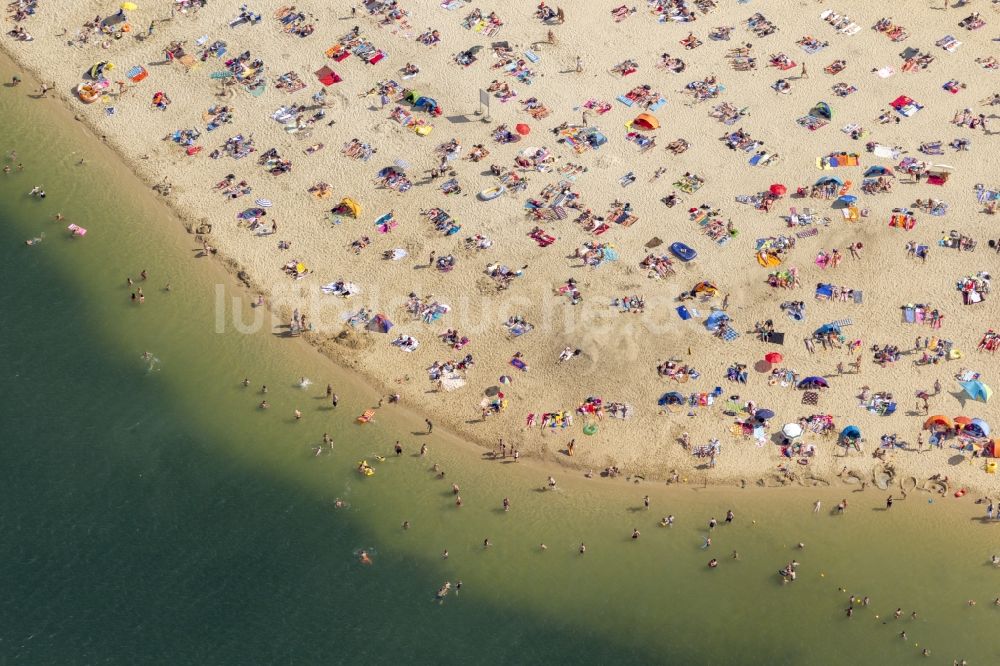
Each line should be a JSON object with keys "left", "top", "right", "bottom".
{"left": 4, "top": 0, "right": 1000, "bottom": 492}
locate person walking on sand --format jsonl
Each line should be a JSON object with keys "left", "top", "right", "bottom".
{"left": 575, "top": 56, "right": 583, "bottom": 73}
{"left": 425, "top": 418, "right": 433, "bottom": 433}
{"left": 813, "top": 499, "right": 821, "bottom": 513}
{"left": 799, "top": 63, "right": 808, "bottom": 79}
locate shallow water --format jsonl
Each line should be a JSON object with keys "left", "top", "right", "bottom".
{"left": 1, "top": 64, "right": 998, "bottom": 665}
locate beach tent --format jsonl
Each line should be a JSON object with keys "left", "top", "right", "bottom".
{"left": 314, "top": 66, "right": 341, "bottom": 86}
{"left": 953, "top": 416, "right": 972, "bottom": 427}
{"left": 366, "top": 314, "right": 393, "bottom": 333}
{"left": 797, "top": 376, "right": 828, "bottom": 389}
{"left": 692, "top": 281, "right": 718, "bottom": 296}
{"left": 404, "top": 90, "right": 421, "bottom": 104}
{"left": 658, "top": 391, "right": 685, "bottom": 406}
{"left": 755, "top": 408, "right": 775, "bottom": 421}
{"left": 923, "top": 415, "right": 952, "bottom": 429}
{"left": 814, "top": 323, "right": 841, "bottom": 336}
{"left": 840, "top": 425, "right": 861, "bottom": 440}
{"left": 864, "top": 165, "right": 893, "bottom": 177}
{"left": 414, "top": 96, "right": 437, "bottom": 109}
{"left": 89, "top": 61, "right": 115, "bottom": 79}
{"left": 811, "top": 101, "right": 832, "bottom": 120}
{"left": 632, "top": 113, "right": 660, "bottom": 130}
{"left": 960, "top": 380, "right": 992, "bottom": 403}
{"left": 333, "top": 197, "right": 361, "bottom": 218}
{"left": 704, "top": 311, "right": 730, "bottom": 332}
{"left": 814, "top": 176, "right": 844, "bottom": 187}
{"left": 965, "top": 419, "right": 990, "bottom": 437}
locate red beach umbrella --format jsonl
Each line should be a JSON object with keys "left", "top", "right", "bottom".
{"left": 764, "top": 352, "right": 783, "bottom": 364}
{"left": 769, "top": 183, "right": 787, "bottom": 196}
{"left": 515, "top": 123, "right": 531, "bottom": 136}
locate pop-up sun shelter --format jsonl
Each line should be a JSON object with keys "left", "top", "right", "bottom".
{"left": 960, "top": 380, "right": 992, "bottom": 403}
{"left": 658, "top": 391, "right": 685, "bottom": 406}
{"left": 333, "top": 197, "right": 361, "bottom": 218}
{"left": 89, "top": 61, "right": 115, "bottom": 79}
{"left": 811, "top": 101, "right": 832, "bottom": 119}
{"left": 366, "top": 314, "right": 393, "bottom": 333}
{"left": 632, "top": 113, "right": 660, "bottom": 130}
{"left": 314, "top": 66, "right": 342, "bottom": 86}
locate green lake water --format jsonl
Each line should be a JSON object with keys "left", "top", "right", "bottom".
{"left": 1, "top": 64, "right": 998, "bottom": 665}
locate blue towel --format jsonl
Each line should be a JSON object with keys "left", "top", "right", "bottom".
{"left": 648, "top": 97, "right": 667, "bottom": 112}
{"left": 524, "top": 50, "right": 539, "bottom": 63}
{"left": 616, "top": 95, "right": 634, "bottom": 106}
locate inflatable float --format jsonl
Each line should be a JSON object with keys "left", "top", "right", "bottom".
{"left": 582, "top": 423, "right": 598, "bottom": 436}
{"left": 75, "top": 82, "right": 105, "bottom": 104}
{"left": 478, "top": 186, "right": 505, "bottom": 201}
{"left": 669, "top": 242, "right": 697, "bottom": 262}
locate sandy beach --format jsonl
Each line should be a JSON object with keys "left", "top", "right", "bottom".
{"left": 4, "top": 0, "right": 1000, "bottom": 493}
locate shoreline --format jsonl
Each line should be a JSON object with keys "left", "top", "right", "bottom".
{"left": 3, "top": 2, "right": 998, "bottom": 495}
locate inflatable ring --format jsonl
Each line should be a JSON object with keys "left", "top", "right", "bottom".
{"left": 122, "top": 23, "right": 131, "bottom": 33}
{"left": 114, "top": 31, "right": 123, "bottom": 39}
{"left": 583, "top": 424, "right": 598, "bottom": 436}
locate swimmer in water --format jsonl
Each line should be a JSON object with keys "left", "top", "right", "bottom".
{"left": 547, "top": 476, "right": 557, "bottom": 490}
{"left": 141, "top": 351, "right": 153, "bottom": 361}
{"left": 333, "top": 498, "right": 344, "bottom": 509}
{"left": 402, "top": 521, "right": 409, "bottom": 530}
{"left": 579, "top": 543, "right": 586, "bottom": 554}
{"left": 259, "top": 400, "right": 269, "bottom": 409}
{"left": 298, "top": 376, "right": 311, "bottom": 388}
{"left": 436, "top": 581, "right": 451, "bottom": 600}
{"left": 702, "top": 536, "right": 712, "bottom": 549}
{"left": 708, "top": 558, "right": 718, "bottom": 568}
{"left": 242, "top": 378, "right": 250, "bottom": 387}
{"left": 631, "top": 528, "right": 640, "bottom": 540}
{"left": 358, "top": 550, "right": 373, "bottom": 565}
{"left": 294, "top": 409, "right": 302, "bottom": 420}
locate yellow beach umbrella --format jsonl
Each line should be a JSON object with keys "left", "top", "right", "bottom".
{"left": 121, "top": 2, "right": 138, "bottom": 10}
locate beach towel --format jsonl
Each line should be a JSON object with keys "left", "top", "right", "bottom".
{"left": 802, "top": 391, "right": 819, "bottom": 405}
{"left": 510, "top": 358, "right": 528, "bottom": 371}
{"left": 524, "top": 49, "right": 540, "bottom": 63}
{"left": 831, "top": 318, "right": 853, "bottom": 328}
{"left": 853, "top": 291, "right": 863, "bottom": 304}
{"left": 796, "top": 228, "right": 819, "bottom": 239}
{"left": 722, "top": 328, "right": 740, "bottom": 342}
{"left": 676, "top": 306, "right": 692, "bottom": 320}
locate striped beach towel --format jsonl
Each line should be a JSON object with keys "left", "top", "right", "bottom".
{"left": 831, "top": 318, "right": 853, "bottom": 328}
{"left": 796, "top": 228, "right": 819, "bottom": 239}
